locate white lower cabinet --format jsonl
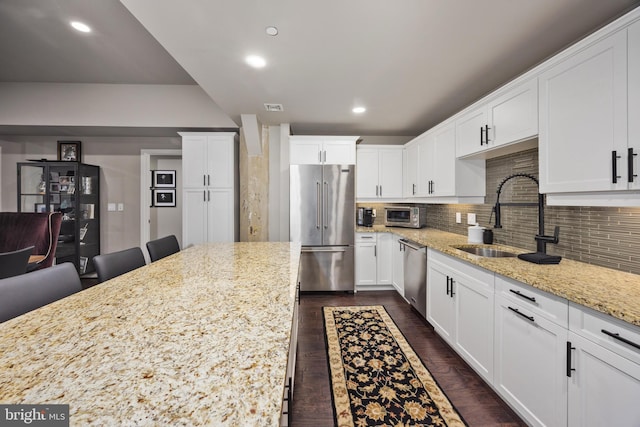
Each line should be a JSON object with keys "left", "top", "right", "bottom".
{"left": 494, "top": 287, "right": 568, "bottom": 427}
{"left": 355, "top": 232, "right": 394, "bottom": 289}
{"left": 567, "top": 304, "right": 640, "bottom": 427}
{"left": 427, "top": 249, "right": 494, "bottom": 383}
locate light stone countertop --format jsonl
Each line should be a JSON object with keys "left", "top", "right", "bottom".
{"left": 0, "top": 242, "right": 301, "bottom": 426}
{"left": 357, "top": 225, "right": 640, "bottom": 327}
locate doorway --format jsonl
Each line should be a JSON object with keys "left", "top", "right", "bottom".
{"left": 140, "top": 149, "right": 182, "bottom": 257}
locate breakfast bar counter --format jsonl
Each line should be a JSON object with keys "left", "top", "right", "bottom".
{"left": 0, "top": 242, "right": 301, "bottom": 426}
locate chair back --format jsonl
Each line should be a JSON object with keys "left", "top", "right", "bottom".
{"left": 146, "top": 235, "right": 180, "bottom": 262}
{"left": 0, "top": 246, "right": 34, "bottom": 279}
{"left": 93, "top": 247, "right": 146, "bottom": 283}
{"left": 0, "top": 212, "right": 62, "bottom": 270}
{"left": 0, "top": 262, "right": 82, "bottom": 323}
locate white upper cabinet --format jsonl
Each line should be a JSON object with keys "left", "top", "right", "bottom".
{"left": 290, "top": 136, "right": 357, "bottom": 165}
{"left": 628, "top": 19, "right": 640, "bottom": 191}
{"left": 356, "top": 146, "right": 403, "bottom": 199}
{"left": 456, "top": 78, "right": 538, "bottom": 159}
{"left": 539, "top": 30, "right": 628, "bottom": 194}
{"left": 406, "top": 122, "right": 485, "bottom": 201}
{"left": 403, "top": 137, "right": 422, "bottom": 197}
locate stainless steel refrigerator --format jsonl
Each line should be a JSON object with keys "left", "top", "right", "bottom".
{"left": 290, "top": 164, "right": 355, "bottom": 292}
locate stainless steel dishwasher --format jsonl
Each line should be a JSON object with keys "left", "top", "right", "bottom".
{"left": 399, "top": 239, "right": 427, "bottom": 318}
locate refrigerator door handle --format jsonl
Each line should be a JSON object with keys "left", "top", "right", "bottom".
{"left": 316, "top": 182, "right": 321, "bottom": 229}
{"left": 301, "top": 247, "right": 349, "bottom": 253}
{"left": 323, "top": 181, "right": 329, "bottom": 229}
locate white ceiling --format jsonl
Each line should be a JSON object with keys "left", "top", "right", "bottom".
{"left": 2, "top": 0, "right": 639, "bottom": 137}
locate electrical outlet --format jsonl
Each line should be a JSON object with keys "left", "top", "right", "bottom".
{"left": 467, "top": 213, "right": 476, "bottom": 224}
{"left": 372, "top": 209, "right": 376, "bottom": 218}
{"left": 455, "top": 212, "right": 462, "bottom": 223}
{"left": 117, "top": 203, "right": 124, "bottom": 212}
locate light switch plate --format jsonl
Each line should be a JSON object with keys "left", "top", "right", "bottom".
{"left": 107, "top": 203, "right": 116, "bottom": 212}
{"left": 467, "top": 213, "right": 476, "bottom": 224}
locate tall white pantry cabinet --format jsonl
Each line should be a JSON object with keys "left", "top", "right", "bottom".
{"left": 180, "top": 132, "right": 238, "bottom": 247}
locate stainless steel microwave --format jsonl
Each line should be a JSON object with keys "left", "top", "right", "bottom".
{"left": 384, "top": 206, "right": 427, "bottom": 228}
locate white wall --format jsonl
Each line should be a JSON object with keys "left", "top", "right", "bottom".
{"left": 152, "top": 157, "right": 182, "bottom": 247}
{"left": 0, "top": 83, "right": 236, "bottom": 128}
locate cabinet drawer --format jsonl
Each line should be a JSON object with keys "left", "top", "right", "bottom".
{"left": 356, "top": 232, "right": 377, "bottom": 243}
{"left": 569, "top": 302, "right": 640, "bottom": 365}
{"left": 428, "top": 249, "right": 494, "bottom": 287}
{"left": 495, "top": 275, "right": 568, "bottom": 328}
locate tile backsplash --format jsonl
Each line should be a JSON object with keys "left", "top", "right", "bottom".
{"left": 428, "top": 148, "right": 640, "bottom": 275}
{"left": 362, "top": 148, "right": 640, "bottom": 275}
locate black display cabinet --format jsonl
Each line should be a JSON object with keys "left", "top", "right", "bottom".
{"left": 17, "top": 161, "right": 100, "bottom": 275}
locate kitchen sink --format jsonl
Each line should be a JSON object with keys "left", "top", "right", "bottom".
{"left": 454, "top": 246, "right": 517, "bottom": 258}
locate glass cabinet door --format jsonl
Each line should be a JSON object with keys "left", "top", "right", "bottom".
{"left": 19, "top": 164, "right": 47, "bottom": 212}
{"left": 77, "top": 164, "right": 100, "bottom": 274}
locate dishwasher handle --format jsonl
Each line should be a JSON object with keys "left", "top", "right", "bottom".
{"left": 399, "top": 239, "right": 425, "bottom": 252}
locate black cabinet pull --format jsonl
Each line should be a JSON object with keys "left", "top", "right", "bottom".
{"left": 601, "top": 329, "right": 640, "bottom": 350}
{"left": 446, "top": 276, "right": 450, "bottom": 296}
{"left": 485, "top": 125, "right": 490, "bottom": 144}
{"left": 629, "top": 148, "right": 638, "bottom": 183}
{"left": 480, "top": 126, "right": 485, "bottom": 145}
{"left": 509, "top": 289, "right": 536, "bottom": 303}
{"left": 612, "top": 150, "right": 621, "bottom": 183}
{"left": 566, "top": 341, "right": 576, "bottom": 377}
{"left": 412, "top": 183, "right": 416, "bottom": 195}
{"left": 508, "top": 306, "right": 534, "bottom": 322}
{"left": 449, "top": 278, "right": 455, "bottom": 297}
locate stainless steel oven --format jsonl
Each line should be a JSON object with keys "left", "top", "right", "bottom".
{"left": 384, "top": 206, "right": 427, "bottom": 228}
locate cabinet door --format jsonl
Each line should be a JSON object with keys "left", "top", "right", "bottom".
{"left": 182, "top": 135, "right": 209, "bottom": 188}
{"left": 376, "top": 233, "right": 393, "bottom": 285}
{"left": 494, "top": 296, "right": 568, "bottom": 427}
{"left": 454, "top": 272, "right": 494, "bottom": 383}
{"left": 539, "top": 30, "right": 627, "bottom": 193}
{"left": 324, "top": 140, "right": 356, "bottom": 165}
{"left": 356, "top": 149, "right": 379, "bottom": 198}
{"left": 290, "top": 140, "right": 322, "bottom": 164}
{"left": 355, "top": 242, "right": 377, "bottom": 286}
{"left": 455, "top": 106, "right": 487, "bottom": 158}
{"left": 208, "top": 135, "right": 234, "bottom": 188}
{"left": 183, "top": 188, "right": 208, "bottom": 247}
{"left": 378, "top": 149, "right": 403, "bottom": 198}
{"left": 568, "top": 331, "right": 640, "bottom": 427}
{"left": 629, "top": 21, "right": 640, "bottom": 190}
{"left": 489, "top": 78, "right": 538, "bottom": 147}
{"left": 431, "top": 124, "right": 456, "bottom": 197}
{"left": 427, "top": 259, "right": 455, "bottom": 344}
{"left": 417, "top": 134, "right": 431, "bottom": 196}
{"left": 404, "top": 142, "right": 419, "bottom": 197}
{"left": 392, "top": 237, "right": 404, "bottom": 296}
{"left": 208, "top": 189, "right": 234, "bottom": 242}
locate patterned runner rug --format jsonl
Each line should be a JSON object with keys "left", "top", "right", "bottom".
{"left": 323, "top": 305, "right": 467, "bottom": 427}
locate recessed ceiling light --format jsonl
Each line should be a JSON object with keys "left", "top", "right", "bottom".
{"left": 265, "top": 26, "right": 278, "bottom": 36}
{"left": 352, "top": 106, "right": 366, "bottom": 114}
{"left": 245, "top": 55, "right": 266, "bottom": 68}
{"left": 70, "top": 21, "right": 91, "bottom": 33}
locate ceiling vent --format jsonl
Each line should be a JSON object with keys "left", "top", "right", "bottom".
{"left": 264, "top": 103, "right": 284, "bottom": 112}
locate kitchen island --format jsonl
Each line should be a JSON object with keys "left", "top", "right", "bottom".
{"left": 0, "top": 242, "right": 301, "bottom": 426}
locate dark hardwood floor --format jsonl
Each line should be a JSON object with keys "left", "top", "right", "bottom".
{"left": 291, "top": 291, "right": 526, "bottom": 427}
